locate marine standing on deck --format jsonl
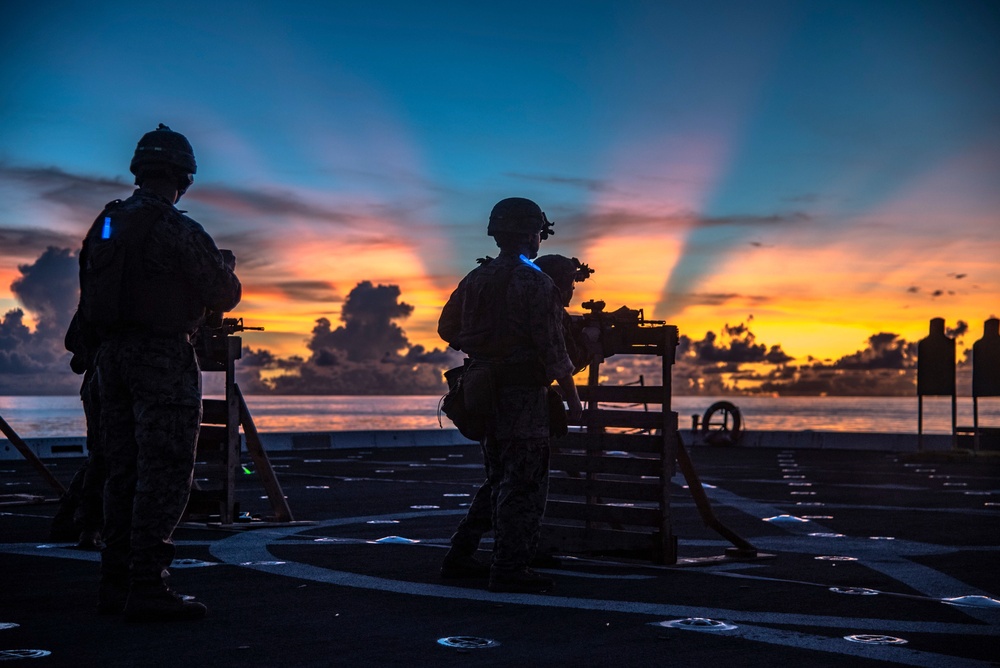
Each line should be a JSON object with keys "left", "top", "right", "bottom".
{"left": 439, "top": 253, "right": 595, "bottom": 580}
{"left": 438, "top": 197, "right": 583, "bottom": 593}
{"left": 78, "top": 124, "right": 241, "bottom": 621}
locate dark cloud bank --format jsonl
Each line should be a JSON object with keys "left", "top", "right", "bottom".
{"left": 0, "top": 247, "right": 978, "bottom": 397}
{"left": 233, "top": 281, "right": 462, "bottom": 395}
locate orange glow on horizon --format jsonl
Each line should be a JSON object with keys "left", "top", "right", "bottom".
{"left": 2, "top": 144, "right": 995, "bottom": 367}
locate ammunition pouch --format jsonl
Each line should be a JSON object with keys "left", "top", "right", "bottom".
{"left": 439, "top": 358, "right": 548, "bottom": 441}
{"left": 440, "top": 365, "right": 487, "bottom": 441}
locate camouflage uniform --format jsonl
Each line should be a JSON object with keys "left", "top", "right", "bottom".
{"left": 448, "top": 310, "right": 589, "bottom": 563}
{"left": 439, "top": 251, "right": 573, "bottom": 574}
{"left": 81, "top": 189, "right": 241, "bottom": 591}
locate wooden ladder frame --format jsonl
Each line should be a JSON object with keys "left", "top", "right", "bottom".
{"left": 541, "top": 320, "right": 680, "bottom": 564}
{"left": 540, "top": 317, "right": 762, "bottom": 564}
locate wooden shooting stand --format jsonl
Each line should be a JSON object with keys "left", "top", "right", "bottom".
{"left": 540, "top": 306, "right": 761, "bottom": 565}
{"left": 184, "top": 323, "right": 296, "bottom": 526}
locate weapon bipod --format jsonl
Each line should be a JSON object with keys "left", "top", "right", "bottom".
{"left": 185, "top": 323, "right": 299, "bottom": 527}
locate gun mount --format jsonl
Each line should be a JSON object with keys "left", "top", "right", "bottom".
{"left": 184, "top": 312, "right": 293, "bottom": 526}
{"left": 541, "top": 298, "right": 761, "bottom": 565}
{"left": 194, "top": 314, "right": 263, "bottom": 372}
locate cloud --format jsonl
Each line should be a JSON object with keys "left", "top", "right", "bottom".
{"left": 11, "top": 247, "right": 78, "bottom": 336}
{"left": 587, "top": 320, "right": 958, "bottom": 397}
{"left": 830, "top": 332, "right": 914, "bottom": 370}
{"left": 0, "top": 253, "right": 464, "bottom": 396}
{"left": 683, "top": 292, "right": 772, "bottom": 308}
{"left": 755, "top": 366, "right": 918, "bottom": 397}
{"left": 557, "top": 207, "right": 811, "bottom": 248}
{"left": 946, "top": 320, "right": 969, "bottom": 339}
{"left": 684, "top": 322, "right": 794, "bottom": 365}
{"left": 589, "top": 320, "right": 794, "bottom": 394}
{"left": 191, "top": 185, "right": 362, "bottom": 227}
{"left": 309, "top": 281, "right": 413, "bottom": 362}
{"left": 505, "top": 172, "right": 611, "bottom": 193}
{"left": 274, "top": 280, "right": 338, "bottom": 302}
{"left": 236, "top": 280, "right": 463, "bottom": 394}
{"left": 0, "top": 310, "right": 48, "bottom": 374}
{"left": 0, "top": 164, "right": 128, "bottom": 210}
{"left": 694, "top": 212, "right": 811, "bottom": 229}
{"left": 0, "top": 227, "right": 82, "bottom": 256}
{"left": 0, "top": 247, "right": 79, "bottom": 394}
{"left": 0, "top": 248, "right": 973, "bottom": 399}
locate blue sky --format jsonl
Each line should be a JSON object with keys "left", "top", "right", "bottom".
{"left": 1, "top": 0, "right": 998, "bottom": 394}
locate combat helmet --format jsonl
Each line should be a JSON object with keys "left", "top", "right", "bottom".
{"left": 487, "top": 197, "right": 555, "bottom": 239}
{"left": 129, "top": 123, "right": 197, "bottom": 193}
{"left": 535, "top": 255, "right": 594, "bottom": 305}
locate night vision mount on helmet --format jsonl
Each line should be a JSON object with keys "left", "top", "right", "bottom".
{"left": 487, "top": 197, "right": 555, "bottom": 239}
{"left": 534, "top": 255, "right": 594, "bottom": 285}
{"left": 129, "top": 123, "right": 197, "bottom": 193}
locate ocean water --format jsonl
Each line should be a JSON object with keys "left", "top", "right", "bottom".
{"left": 2, "top": 394, "right": 998, "bottom": 439}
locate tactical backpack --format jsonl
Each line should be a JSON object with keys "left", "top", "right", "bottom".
{"left": 79, "top": 199, "right": 158, "bottom": 337}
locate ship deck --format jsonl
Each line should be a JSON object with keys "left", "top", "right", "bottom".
{"left": 1, "top": 441, "right": 998, "bottom": 667}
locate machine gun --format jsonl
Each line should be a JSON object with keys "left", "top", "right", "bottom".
{"left": 570, "top": 299, "right": 669, "bottom": 363}
{"left": 194, "top": 313, "right": 263, "bottom": 371}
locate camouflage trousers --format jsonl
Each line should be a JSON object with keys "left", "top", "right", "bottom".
{"left": 50, "top": 372, "right": 105, "bottom": 541}
{"left": 449, "top": 385, "right": 550, "bottom": 572}
{"left": 96, "top": 335, "right": 202, "bottom": 587}
{"left": 78, "top": 370, "right": 105, "bottom": 533}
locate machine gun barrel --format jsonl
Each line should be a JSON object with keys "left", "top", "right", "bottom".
{"left": 570, "top": 299, "right": 667, "bottom": 360}
{"left": 220, "top": 317, "right": 264, "bottom": 335}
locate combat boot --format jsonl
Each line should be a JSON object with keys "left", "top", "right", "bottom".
{"left": 97, "top": 577, "right": 128, "bottom": 615}
{"left": 440, "top": 550, "right": 490, "bottom": 579}
{"left": 488, "top": 567, "right": 554, "bottom": 593}
{"left": 76, "top": 530, "right": 104, "bottom": 551}
{"left": 123, "top": 586, "right": 207, "bottom": 622}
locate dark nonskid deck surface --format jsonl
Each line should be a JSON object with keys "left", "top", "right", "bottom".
{"left": 2, "top": 444, "right": 998, "bottom": 667}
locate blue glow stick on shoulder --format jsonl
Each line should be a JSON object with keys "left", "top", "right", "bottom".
{"left": 519, "top": 254, "right": 542, "bottom": 271}
{"left": 101, "top": 216, "right": 112, "bottom": 239}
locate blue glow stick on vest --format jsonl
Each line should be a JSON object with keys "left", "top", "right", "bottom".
{"left": 101, "top": 216, "right": 112, "bottom": 239}
{"left": 519, "top": 254, "right": 542, "bottom": 272}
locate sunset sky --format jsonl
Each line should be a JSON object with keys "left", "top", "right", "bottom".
{"left": 1, "top": 1, "right": 998, "bottom": 395}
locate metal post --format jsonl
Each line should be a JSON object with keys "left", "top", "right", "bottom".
{"left": 0, "top": 414, "right": 67, "bottom": 496}
{"left": 918, "top": 395, "right": 924, "bottom": 452}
